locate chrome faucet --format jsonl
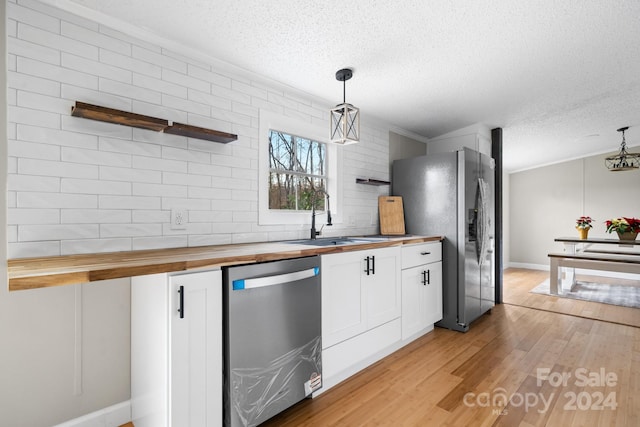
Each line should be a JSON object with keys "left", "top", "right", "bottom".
{"left": 310, "top": 189, "right": 332, "bottom": 239}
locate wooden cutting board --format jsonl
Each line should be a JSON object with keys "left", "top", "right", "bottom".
{"left": 378, "top": 196, "right": 406, "bottom": 235}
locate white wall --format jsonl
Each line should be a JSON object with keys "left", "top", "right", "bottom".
{"left": 509, "top": 150, "right": 640, "bottom": 268}
{"left": 1, "top": 0, "right": 401, "bottom": 425}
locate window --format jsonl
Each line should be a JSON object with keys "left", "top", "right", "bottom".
{"left": 259, "top": 111, "right": 341, "bottom": 226}
{"left": 268, "top": 130, "right": 327, "bottom": 211}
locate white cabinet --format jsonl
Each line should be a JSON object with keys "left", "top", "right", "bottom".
{"left": 401, "top": 242, "right": 443, "bottom": 340}
{"left": 322, "top": 246, "right": 401, "bottom": 349}
{"left": 131, "top": 269, "right": 222, "bottom": 427}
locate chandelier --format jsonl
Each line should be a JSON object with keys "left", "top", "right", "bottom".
{"left": 605, "top": 127, "right": 640, "bottom": 171}
{"left": 329, "top": 68, "right": 360, "bottom": 145}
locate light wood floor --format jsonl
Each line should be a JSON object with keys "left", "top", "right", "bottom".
{"left": 263, "top": 268, "right": 640, "bottom": 426}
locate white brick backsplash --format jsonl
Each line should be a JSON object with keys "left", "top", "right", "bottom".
{"left": 100, "top": 223, "right": 161, "bottom": 238}
{"left": 132, "top": 45, "right": 187, "bottom": 74}
{"left": 99, "top": 78, "right": 161, "bottom": 105}
{"left": 187, "top": 64, "right": 231, "bottom": 89}
{"left": 133, "top": 183, "right": 187, "bottom": 198}
{"left": 17, "top": 90, "right": 70, "bottom": 114}
{"left": 8, "top": 139, "right": 60, "bottom": 160}
{"left": 19, "top": 224, "right": 99, "bottom": 241}
{"left": 62, "top": 146, "right": 131, "bottom": 167}
{"left": 132, "top": 155, "right": 187, "bottom": 173}
{"left": 188, "top": 162, "right": 232, "bottom": 177}
{"left": 18, "top": 192, "right": 97, "bottom": 209}
{"left": 99, "top": 195, "right": 161, "bottom": 210}
{"left": 60, "top": 238, "right": 132, "bottom": 255}
{"left": 161, "top": 93, "right": 210, "bottom": 117}
{"left": 61, "top": 209, "right": 131, "bottom": 224}
{"left": 9, "top": 241, "right": 60, "bottom": 258}
{"left": 99, "top": 166, "right": 161, "bottom": 184}
{"left": 8, "top": 105, "right": 60, "bottom": 129}
{"left": 189, "top": 210, "right": 232, "bottom": 223}
{"left": 132, "top": 210, "right": 169, "bottom": 223}
{"left": 100, "top": 49, "right": 161, "bottom": 79}
{"left": 17, "top": 22, "right": 98, "bottom": 60}
{"left": 18, "top": 124, "right": 98, "bottom": 149}
{"left": 8, "top": 2, "right": 60, "bottom": 34}
{"left": 188, "top": 187, "right": 231, "bottom": 200}
{"left": 133, "top": 74, "right": 186, "bottom": 99}
{"left": 62, "top": 53, "right": 132, "bottom": 83}
{"left": 162, "top": 171, "right": 211, "bottom": 187}
{"left": 9, "top": 174, "right": 60, "bottom": 192}
{"left": 8, "top": 2, "right": 389, "bottom": 253}
{"left": 8, "top": 208, "right": 60, "bottom": 225}
{"left": 162, "top": 69, "right": 210, "bottom": 93}
{"left": 132, "top": 235, "right": 188, "bottom": 251}
{"left": 18, "top": 158, "right": 98, "bottom": 178}
{"left": 10, "top": 37, "right": 60, "bottom": 65}
{"left": 61, "top": 21, "right": 131, "bottom": 55}
{"left": 61, "top": 178, "right": 131, "bottom": 195}
{"left": 161, "top": 198, "right": 210, "bottom": 211}
{"left": 99, "top": 136, "right": 161, "bottom": 157}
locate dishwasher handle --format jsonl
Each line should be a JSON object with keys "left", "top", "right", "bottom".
{"left": 232, "top": 267, "right": 320, "bottom": 290}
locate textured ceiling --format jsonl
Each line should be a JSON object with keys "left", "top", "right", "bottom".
{"left": 56, "top": 0, "right": 640, "bottom": 171}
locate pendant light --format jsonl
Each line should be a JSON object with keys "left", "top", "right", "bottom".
{"left": 330, "top": 68, "right": 360, "bottom": 145}
{"left": 605, "top": 127, "right": 640, "bottom": 171}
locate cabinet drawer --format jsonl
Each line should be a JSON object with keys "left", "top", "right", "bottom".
{"left": 402, "top": 242, "right": 441, "bottom": 269}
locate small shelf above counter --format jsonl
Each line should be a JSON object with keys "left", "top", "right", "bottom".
{"left": 71, "top": 101, "right": 238, "bottom": 144}
{"left": 355, "top": 178, "right": 390, "bottom": 186}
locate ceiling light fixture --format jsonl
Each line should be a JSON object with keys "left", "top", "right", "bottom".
{"left": 605, "top": 127, "right": 640, "bottom": 171}
{"left": 330, "top": 68, "right": 359, "bottom": 145}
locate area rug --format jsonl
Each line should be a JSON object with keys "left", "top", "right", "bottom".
{"left": 531, "top": 279, "right": 640, "bottom": 309}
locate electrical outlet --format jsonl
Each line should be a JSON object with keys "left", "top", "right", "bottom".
{"left": 171, "top": 208, "right": 187, "bottom": 230}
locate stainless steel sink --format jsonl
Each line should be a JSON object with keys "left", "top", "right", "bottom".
{"left": 285, "top": 236, "right": 391, "bottom": 246}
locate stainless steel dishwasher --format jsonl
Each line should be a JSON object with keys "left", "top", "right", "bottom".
{"left": 223, "top": 256, "right": 322, "bottom": 427}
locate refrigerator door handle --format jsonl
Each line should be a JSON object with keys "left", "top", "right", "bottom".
{"left": 477, "top": 178, "right": 490, "bottom": 265}
{"left": 232, "top": 267, "right": 320, "bottom": 290}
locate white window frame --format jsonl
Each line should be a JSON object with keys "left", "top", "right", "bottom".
{"left": 259, "top": 110, "right": 342, "bottom": 226}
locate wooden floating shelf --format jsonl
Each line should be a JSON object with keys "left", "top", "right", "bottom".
{"left": 71, "top": 101, "right": 238, "bottom": 144}
{"left": 356, "top": 178, "right": 390, "bottom": 186}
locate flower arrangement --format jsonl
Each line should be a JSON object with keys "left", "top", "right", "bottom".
{"left": 605, "top": 217, "right": 640, "bottom": 234}
{"left": 576, "top": 216, "right": 593, "bottom": 229}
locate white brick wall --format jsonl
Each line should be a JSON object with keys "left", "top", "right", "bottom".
{"left": 7, "top": 0, "right": 393, "bottom": 258}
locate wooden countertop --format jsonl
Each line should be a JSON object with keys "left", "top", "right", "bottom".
{"left": 7, "top": 235, "right": 442, "bottom": 291}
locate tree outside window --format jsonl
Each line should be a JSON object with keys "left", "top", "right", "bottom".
{"left": 268, "top": 130, "right": 327, "bottom": 211}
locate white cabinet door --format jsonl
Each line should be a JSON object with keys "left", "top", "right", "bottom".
{"left": 322, "top": 251, "right": 367, "bottom": 349}
{"left": 365, "top": 246, "right": 401, "bottom": 330}
{"left": 424, "top": 261, "right": 443, "bottom": 325}
{"left": 401, "top": 265, "right": 426, "bottom": 340}
{"left": 132, "top": 269, "right": 222, "bottom": 427}
{"left": 322, "top": 246, "right": 401, "bottom": 349}
{"left": 170, "top": 270, "right": 222, "bottom": 427}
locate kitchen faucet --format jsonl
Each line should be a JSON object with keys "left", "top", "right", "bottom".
{"left": 310, "top": 189, "right": 332, "bottom": 239}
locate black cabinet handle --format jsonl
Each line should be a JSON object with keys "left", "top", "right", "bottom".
{"left": 178, "top": 285, "right": 184, "bottom": 319}
{"left": 421, "top": 270, "right": 427, "bottom": 286}
{"left": 426, "top": 269, "right": 430, "bottom": 285}
{"left": 420, "top": 251, "right": 431, "bottom": 255}
{"left": 364, "top": 256, "right": 370, "bottom": 275}
{"left": 371, "top": 255, "right": 375, "bottom": 275}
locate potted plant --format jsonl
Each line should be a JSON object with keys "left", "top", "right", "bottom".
{"left": 605, "top": 217, "right": 640, "bottom": 240}
{"left": 575, "top": 216, "right": 593, "bottom": 239}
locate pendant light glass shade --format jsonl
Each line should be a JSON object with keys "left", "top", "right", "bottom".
{"left": 605, "top": 127, "right": 640, "bottom": 171}
{"left": 330, "top": 69, "right": 360, "bottom": 145}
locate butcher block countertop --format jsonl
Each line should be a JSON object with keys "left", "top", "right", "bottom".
{"left": 7, "top": 235, "right": 443, "bottom": 291}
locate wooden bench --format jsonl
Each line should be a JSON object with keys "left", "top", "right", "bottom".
{"left": 548, "top": 252, "right": 640, "bottom": 294}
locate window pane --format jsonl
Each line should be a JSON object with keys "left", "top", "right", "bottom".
{"left": 269, "top": 130, "right": 294, "bottom": 171}
{"left": 296, "top": 137, "right": 325, "bottom": 176}
{"left": 269, "top": 173, "right": 326, "bottom": 211}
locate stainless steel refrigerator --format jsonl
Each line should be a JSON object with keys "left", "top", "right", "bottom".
{"left": 392, "top": 147, "right": 495, "bottom": 332}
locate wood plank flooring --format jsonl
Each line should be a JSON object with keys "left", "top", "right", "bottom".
{"left": 263, "top": 268, "right": 640, "bottom": 426}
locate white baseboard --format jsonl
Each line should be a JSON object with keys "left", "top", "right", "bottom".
{"left": 53, "top": 401, "right": 131, "bottom": 427}
{"left": 507, "top": 262, "right": 639, "bottom": 281}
